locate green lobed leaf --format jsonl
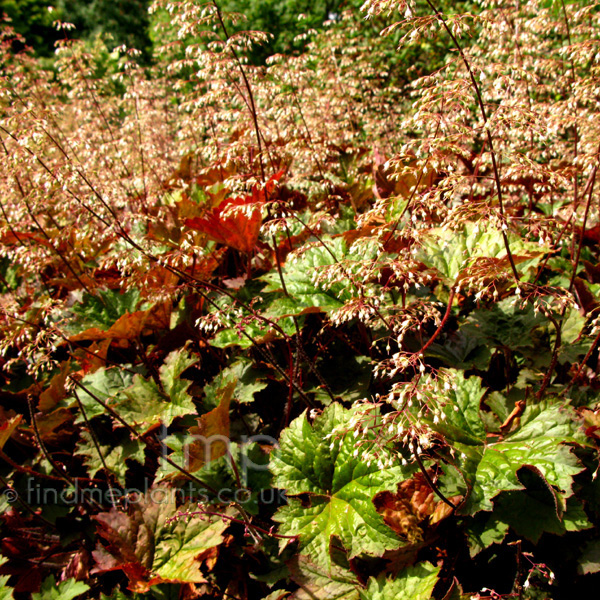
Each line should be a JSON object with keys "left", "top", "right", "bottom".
{"left": 558, "top": 308, "right": 586, "bottom": 345}
{"left": 210, "top": 316, "right": 297, "bottom": 348}
{"left": 271, "top": 403, "right": 406, "bottom": 570}
{"left": 426, "top": 370, "right": 487, "bottom": 445}
{"left": 0, "top": 556, "right": 14, "bottom": 600}
{"left": 159, "top": 347, "right": 198, "bottom": 406}
{"left": 210, "top": 327, "right": 255, "bottom": 349}
{"left": 418, "top": 223, "right": 544, "bottom": 283}
{"left": 31, "top": 576, "right": 90, "bottom": 600}
{"left": 203, "top": 356, "right": 268, "bottom": 409}
{"left": 64, "top": 288, "right": 143, "bottom": 335}
{"left": 261, "top": 237, "right": 379, "bottom": 315}
{"left": 359, "top": 562, "right": 440, "bottom": 600}
{"left": 151, "top": 508, "right": 228, "bottom": 583}
{"left": 73, "top": 350, "right": 198, "bottom": 433}
{"left": 114, "top": 349, "right": 198, "bottom": 433}
{"left": 73, "top": 366, "right": 135, "bottom": 423}
{"left": 450, "top": 402, "right": 584, "bottom": 514}
{"left": 76, "top": 429, "right": 145, "bottom": 483}
{"left": 423, "top": 371, "right": 586, "bottom": 515}
{"left": 0, "top": 587, "right": 13, "bottom": 600}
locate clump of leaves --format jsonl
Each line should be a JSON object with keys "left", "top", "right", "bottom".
{"left": 0, "top": 0, "right": 600, "bottom": 598}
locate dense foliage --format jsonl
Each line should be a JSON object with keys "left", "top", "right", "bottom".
{"left": 1, "top": 0, "right": 600, "bottom": 598}
{"left": 0, "top": 0, "right": 360, "bottom": 62}
{"left": 0, "top": 0, "right": 153, "bottom": 58}
{"left": 0, "top": 0, "right": 59, "bottom": 55}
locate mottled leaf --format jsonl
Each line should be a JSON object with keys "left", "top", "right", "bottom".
{"left": 288, "top": 555, "right": 359, "bottom": 600}
{"left": 92, "top": 487, "right": 230, "bottom": 592}
{"left": 114, "top": 349, "right": 198, "bottom": 433}
{"left": 73, "top": 367, "right": 135, "bottom": 423}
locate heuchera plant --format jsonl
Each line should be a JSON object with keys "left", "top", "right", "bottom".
{"left": 0, "top": 0, "right": 599, "bottom": 598}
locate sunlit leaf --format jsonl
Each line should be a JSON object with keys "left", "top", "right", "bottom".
{"left": 272, "top": 404, "right": 407, "bottom": 570}
{"left": 359, "top": 562, "right": 440, "bottom": 600}
{"left": 31, "top": 576, "right": 89, "bottom": 600}
{"left": 432, "top": 376, "right": 586, "bottom": 514}
{"left": 0, "top": 555, "right": 14, "bottom": 600}
{"left": 261, "top": 237, "right": 378, "bottom": 315}
{"left": 418, "top": 223, "right": 545, "bottom": 283}
{"left": 185, "top": 195, "right": 263, "bottom": 253}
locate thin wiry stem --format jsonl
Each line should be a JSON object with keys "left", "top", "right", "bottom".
{"left": 211, "top": 0, "right": 266, "bottom": 182}
{"left": 68, "top": 376, "right": 266, "bottom": 540}
{"left": 411, "top": 438, "right": 458, "bottom": 510}
{"left": 72, "top": 388, "right": 118, "bottom": 508}
{"left": 423, "top": 0, "right": 520, "bottom": 282}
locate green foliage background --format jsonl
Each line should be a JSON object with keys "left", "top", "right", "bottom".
{"left": 1, "top": 0, "right": 600, "bottom": 598}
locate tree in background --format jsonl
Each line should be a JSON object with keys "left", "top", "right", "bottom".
{"left": 0, "top": 0, "right": 152, "bottom": 60}
{"left": 0, "top": 0, "right": 467, "bottom": 75}
{"left": 0, "top": 0, "right": 59, "bottom": 55}
{"left": 56, "top": 0, "right": 152, "bottom": 61}
{"left": 216, "top": 0, "right": 361, "bottom": 63}
{"left": 1, "top": 0, "right": 361, "bottom": 64}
